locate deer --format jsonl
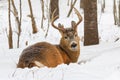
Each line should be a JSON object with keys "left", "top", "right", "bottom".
{"left": 17, "top": 7, "right": 82, "bottom": 68}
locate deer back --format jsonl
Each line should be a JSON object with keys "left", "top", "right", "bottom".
{"left": 17, "top": 42, "right": 64, "bottom": 68}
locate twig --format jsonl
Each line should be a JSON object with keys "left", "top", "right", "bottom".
{"left": 67, "top": 0, "right": 77, "bottom": 17}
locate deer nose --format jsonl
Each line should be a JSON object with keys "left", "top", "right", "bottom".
{"left": 71, "top": 42, "right": 77, "bottom": 48}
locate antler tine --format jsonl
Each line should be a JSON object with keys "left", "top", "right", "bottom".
{"left": 73, "top": 7, "right": 82, "bottom": 26}
{"left": 51, "top": 9, "right": 65, "bottom": 31}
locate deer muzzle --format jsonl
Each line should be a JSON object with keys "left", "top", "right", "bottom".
{"left": 70, "top": 41, "right": 78, "bottom": 51}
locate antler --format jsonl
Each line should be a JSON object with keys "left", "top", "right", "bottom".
{"left": 73, "top": 7, "right": 82, "bottom": 26}
{"left": 51, "top": 9, "right": 65, "bottom": 32}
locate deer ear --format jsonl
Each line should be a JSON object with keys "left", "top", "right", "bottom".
{"left": 58, "top": 23, "right": 64, "bottom": 35}
{"left": 58, "top": 23, "right": 65, "bottom": 31}
{"left": 71, "top": 21, "right": 77, "bottom": 30}
{"left": 58, "top": 23, "right": 64, "bottom": 28}
{"left": 58, "top": 23, "right": 62, "bottom": 27}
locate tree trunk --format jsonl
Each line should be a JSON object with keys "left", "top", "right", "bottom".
{"left": 40, "top": 0, "right": 45, "bottom": 29}
{"left": 11, "top": 0, "right": 21, "bottom": 48}
{"left": 118, "top": 0, "right": 120, "bottom": 26}
{"left": 8, "top": 0, "right": 13, "bottom": 49}
{"left": 80, "top": 0, "right": 84, "bottom": 9}
{"left": 45, "top": 0, "right": 50, "bottom": 38}
{"left": 50, "top": 0, "right": 59, "bottom": 20}
{"left": 113, "top": 0, "right": 118, "bottom": 25}
{"left": 67, "top": 0, "right": 70, "bottom": 6}
{"left": 101, "top": 0, "right": 105, "bottom": 13}
{"left": 84, "top": 0, "right": 99, "bottom": 46}
{"left": 19, "top": 0, "right": 22, "bottom": 26}
{"left": 17, "top": 0, "right": 22, "bottom": 48}
{"left": 28, "top": 0, "right": 38, "bottom": 33}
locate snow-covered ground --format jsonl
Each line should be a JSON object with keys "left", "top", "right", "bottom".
{"left": 0, "top": 41, "right": 120, "bottom": 80}
{"left": 0, "top": 0, "right": 120, "bottom": 80}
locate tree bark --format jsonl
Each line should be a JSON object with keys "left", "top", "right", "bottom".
{"left": 113, "top": 0, "right": 118, "bottom": 25}
{"left": 80, "top": 0, "right": 84, "bottom": 9}
{"left": 11, "top": 0, "right": 21, "bottom": 48}
{"left": 118, "top": 0, "right": 120, "bottom": 26}
{"left": 67, "top": 0, "right": 70, "bottom": 6}
{"left": 101, "top": 0, "right": 105, "bottom": 13}
{"left": 20, "top": 0, "right": 22, "bottom": 26}
{"left": 45, "top": 0, "right": 50, "bottom": 38}
{"left": 28, "top": 0, "right": 38, "bottom": 33}
{"left": 8, "top": 0, "right": 13, "bottom": 49}
{"left": 40, "top": 0, "right": 45, "bottom": 29}
{"left": 84, "top": 0, "right": 99, "bottom": 46}
{"left": 50, "top": 0, "right": 59, "bottom": 20}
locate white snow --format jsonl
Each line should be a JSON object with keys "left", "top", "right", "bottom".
{"left": 0, "top": 0, "right": 120, "bottom": 80}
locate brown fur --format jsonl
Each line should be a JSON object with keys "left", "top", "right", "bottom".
{"left": 17, "top": 42, "right": 64, "bottom": 68}
{"left": 17, "top": 7, "right": 82, "bottom": 68}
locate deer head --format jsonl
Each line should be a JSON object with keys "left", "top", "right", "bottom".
{"left": 51, "top": 7, "right": 82, "bottom": 52}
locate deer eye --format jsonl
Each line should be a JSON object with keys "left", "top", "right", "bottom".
{"left": 64, "top": 36, "right": 68, "bottom": 39}
{"left": 74, "top": 34, "right": 77, "bottom": 37}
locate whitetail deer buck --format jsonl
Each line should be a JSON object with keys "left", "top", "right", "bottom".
{"left": 17, "top": 8, "right": 82, "bottom": 68}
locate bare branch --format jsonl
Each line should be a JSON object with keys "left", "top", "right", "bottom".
{"left": 67, "top": 0, "right": 77, "bottom": 17}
